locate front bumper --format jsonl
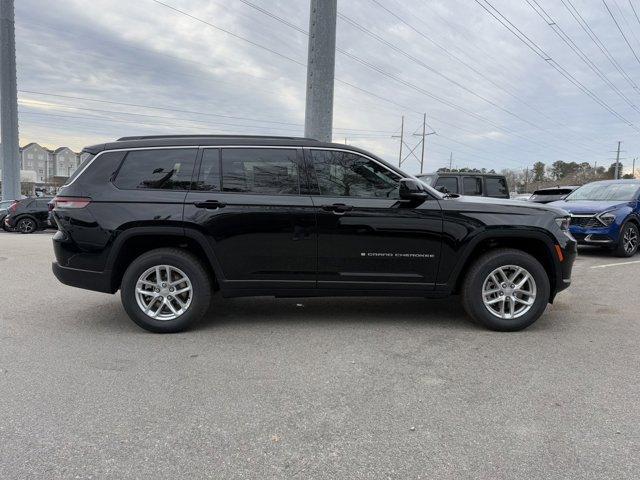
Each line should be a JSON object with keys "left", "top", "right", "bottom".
{"left": 570, "top": 225, "right": 619, "bottom": 246}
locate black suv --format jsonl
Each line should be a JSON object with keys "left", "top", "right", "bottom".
{"left": 417, "top": 172, "right": 510, "bottom": 199}
{"left": 3, "top": 197, "right": 53, "bottom": 233}
{"left": 51, "top": 135, "right": 576, "bottom": 333}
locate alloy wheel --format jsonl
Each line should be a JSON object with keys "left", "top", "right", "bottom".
{"left": 482, "top": 265, "right": 537, "bottom": 320}
{"left": 18, "top": 218, "right": 36, "bottom": 234}
{"left": 134, "top": 265, "right": 193, "bottom": 321}
{"left": 623, "top": 226, "right": 639, "bottom": 254}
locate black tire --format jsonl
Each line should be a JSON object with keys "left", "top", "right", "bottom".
{"left": 120, "top": 248, "right": 212, "bottom": 333}
{"left": 614, "top": 222, "right": 639, "bottom": 257}
{"left": 461, "top": 248, "right": 550, "bottom": 332}
{"left": 16, "top": 216, "right": 37, "bottom": 234}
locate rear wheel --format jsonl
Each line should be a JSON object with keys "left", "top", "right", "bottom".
{"left": 462, "top": 249, "right": 550, "bottom": 331}
{"left": 120, "top": 248, "right": 212, "bottom": 333}
{"left": 16, "top": 217, "right": 37, "bottom": 234}
{"left": 614, "top": 222, "right": 639, "bottom": 257}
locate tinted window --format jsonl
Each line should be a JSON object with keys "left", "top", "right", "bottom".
{"left": 310, "top": 149, "right": 400, "bottom": 198}
{"left": 195, "top": 149, "right": 221, "bottom": 191}
{"left": 485, "top": 177, "right": 508, "bottom": 197}
{"left": 221, "top": 148, "right": 299, "bottom": 195}
{"left": 435, "top": 176, "right": 458, "bottom": 194}
{"left": 463, "top": 176, "right": 483, "bottom": 195}
{"left": 114, "top": 149, "right": 197, "bottom": 190}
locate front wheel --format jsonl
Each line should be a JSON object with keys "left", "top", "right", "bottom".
{"left": 120, "top": 248, "right": 212, "bottom": 333}
{"left": 462, "top": 249, "right": 550, "bottom": 331}
{"left": 614, "top": 222, "right": 639, "bottom": 257}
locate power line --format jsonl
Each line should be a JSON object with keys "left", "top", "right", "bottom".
{"left": 560, "top": 0, "right": 639, "bottom": 93}
{"left": 190, "top": 0, "right": 605, "bottom": 162}
{"left": 602, "top": 0, "right": 640, "bottom": 67}
{"left": 475, "top": 0, "right": 639, "bottom": 130}
{"left": 525, "top": 0, "right": 640, "bottom": 115}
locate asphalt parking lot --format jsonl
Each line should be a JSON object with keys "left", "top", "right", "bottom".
{"left": 1, "top": 231, "right": 639, "bottom": 479}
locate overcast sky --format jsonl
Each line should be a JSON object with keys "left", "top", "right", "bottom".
{"left": 13, "top": 0, "right": 640, "bottom": 174}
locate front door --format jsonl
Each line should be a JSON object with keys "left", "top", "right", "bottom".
{"left": 183, "top": 147, "right": 316, "bottom": 291}
{"left": 305, "top": 148, "right": 443, "bottom": 292}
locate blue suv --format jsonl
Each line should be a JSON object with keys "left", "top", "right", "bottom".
{"left": 551, "top": 180, "right": 640, "bottom": 257}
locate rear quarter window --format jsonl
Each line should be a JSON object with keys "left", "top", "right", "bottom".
{"left": 485, "top": 177, "right": 508, "bottom": 197}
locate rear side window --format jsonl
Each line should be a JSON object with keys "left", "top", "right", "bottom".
{"left": 114, "top": 149, "right": 197, "bottom": 190}
{"left": 486, "top": 177, "right": 508, "bottom": 197}
{"left": 221, "top": 148, "right": 300, "bottom": 195}
{"left": 435, "top": 176, "right": 458, "bottom": 194}
{"left": 463, "top": 176, "right": 483, "bottom": 195}
{"left": 63, "top": 153, "right": 94, "bottom": 186}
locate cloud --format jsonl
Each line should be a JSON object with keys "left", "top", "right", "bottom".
{"left": 13, "top": 0, "right": 640, "bottom": 174}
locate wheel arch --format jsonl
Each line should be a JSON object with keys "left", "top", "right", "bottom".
{"left": 106, "top": 226, "right": 224, "bottom": 293}
{"left": 448, "top": 231, "right": 560, "bottom": 299}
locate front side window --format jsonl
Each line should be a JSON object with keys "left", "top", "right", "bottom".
{"left": 485, "top": 177, "right": 508, "bottom": 197}
{"left": 463, "top": 176, "right": 483, "bottom": 195}
{"left": 310, "top": 149, "right": 400, "bottom": 198}
{"left": 221, "top": 148, "right": 300, "bottom": 195}
{"left": 114, "top": 149, "right": 197, "bottom": 190}
{"left": 435, "top": 176, "right": 458, "bottom": 194}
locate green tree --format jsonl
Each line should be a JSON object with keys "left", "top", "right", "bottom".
{"left": 532, "top": 161, "right": 546, "bottom": 182}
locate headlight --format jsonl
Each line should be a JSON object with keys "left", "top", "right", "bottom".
{"left": 597, "top": 211, "right": 616, "bottom": 226}
{"left": 555, "top": 216, "right": 570, "bottom": 231}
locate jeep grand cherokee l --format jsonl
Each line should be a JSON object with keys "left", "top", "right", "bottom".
{"left": 51, "top": 135, "right": 576, "bottom": 333}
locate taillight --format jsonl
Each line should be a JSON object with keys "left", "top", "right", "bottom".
{"left": 53, "top": 196, "right": 91, "bottom": 209}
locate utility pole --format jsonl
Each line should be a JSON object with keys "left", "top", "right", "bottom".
{"left": 1, "top": 0, "right": 20, "bottom": 201}
{"left": 633, "top": 157, "right": 637, "bottom": 179}
{"left": 525, "top": 166, "right": 529, "bottom": 193}
{"left": 615, "top": 141, "right": 622, "bottom": 179}
{"left": 420, "top": 113, "right": 426, "bottom": 173}
{"left": 449, "top": 152, "right": 453, "bottom": 171}
{"left": 391, "top": 116, "right": 404, "bottom": 168}
{"left": 304, "top": 0, "right": 337, "bottom": 143}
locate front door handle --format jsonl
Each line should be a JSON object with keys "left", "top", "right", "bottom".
{"left": 193, "top": 200, "right": 226, "bottom": 209}
{"left": 321, "top": 203, "right": 353, "bottom": 214}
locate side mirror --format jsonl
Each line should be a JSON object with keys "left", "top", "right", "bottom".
{"left": 399, "top": 178, "right": 429, "bottom": 201}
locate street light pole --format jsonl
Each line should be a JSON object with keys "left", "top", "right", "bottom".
{"left": 0, "top": 0, "right": 20, "bottom": 200}
{"left": 304, "top": 0, "right": 337, "bottom": 143}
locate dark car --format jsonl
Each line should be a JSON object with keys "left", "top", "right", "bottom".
{"left": 551, "top": 180, "right": 640, "bottom": 257}
{"left": 3, "top": 197, "right": 53, "bottom": 233}
{"left": 416, "top": 172, "right": 510, "bottom": 199}
{"left": 528, "top": 186, "right": 579, "bottom": 204}
{"left": 51, "top": 135, "right": 576, "bottom": 333}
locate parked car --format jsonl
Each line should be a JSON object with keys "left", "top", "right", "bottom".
{"left": 0, "top": 199, "right": 17, "bottom": 232}
{"left": 51, "top": 135, "right": 576, "bottom": 333}
{"left": 551, "top": 179, "right": 640, "bottom": 257}
{"left": 528, "top": 186, "right": 579, "bottom": 204}
{"left": 3, "top": 197, "right": 54, "bottom": 233}
{"left": 417, "top": 172, "right": 510, "bottom": 199}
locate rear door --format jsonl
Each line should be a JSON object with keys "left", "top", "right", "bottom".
{"left": 462, "top": 176, "right": 483, "bottom": 197}
{"left": 183, "top": 147, "right": 316, "bottom": 291}
{"left": 305, "top": 148, "right": 442, "bottom": 291}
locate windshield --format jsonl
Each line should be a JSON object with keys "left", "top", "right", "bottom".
{"left": 565, "top": 183, "right": 639, "bottom": 201}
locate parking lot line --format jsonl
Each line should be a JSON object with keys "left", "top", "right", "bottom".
{"left": 590, "top": 259, "right": 640, "bottom": 269}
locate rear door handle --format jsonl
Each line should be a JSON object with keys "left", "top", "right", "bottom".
{"left": 321, "top": 203, "right": 353, "bottom": 214}
{"left": 193, "top": 200, "right": 226, "bottom": 209}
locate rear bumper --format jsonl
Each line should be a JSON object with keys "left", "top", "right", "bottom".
{"left": 52, "top": 262, "right": 114, "bottom": 294}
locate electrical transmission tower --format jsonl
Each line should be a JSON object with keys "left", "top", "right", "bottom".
{"left": 394, "top": 114, "right": 435, "bottom": 173}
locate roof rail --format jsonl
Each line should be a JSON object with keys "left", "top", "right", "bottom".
{"left": 116, "top": 134, "right": 318, "bottom": 142}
